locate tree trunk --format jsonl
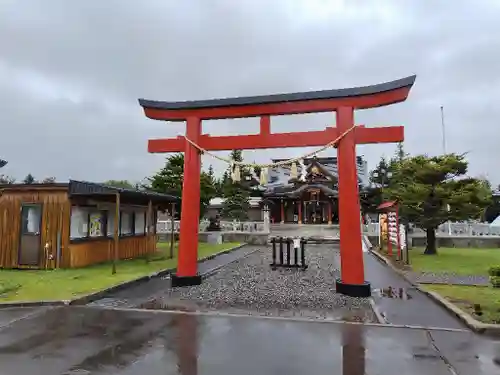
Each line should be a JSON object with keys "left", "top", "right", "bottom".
{"left": 424, "top": 227, "right": 437, "bottom": 255}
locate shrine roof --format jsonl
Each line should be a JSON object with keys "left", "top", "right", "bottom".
{"left": 377, "top": 201, "right": 397, "bottom": 210}
{"left": 139, "top": 75, "right": 416, "bottom": 111}
{"left": 264, "top": 183, "right": 338, "bottom": 198}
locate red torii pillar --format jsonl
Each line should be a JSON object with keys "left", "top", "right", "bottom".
{"left": 139, "top": 75, "right": 416, "bottom": 297}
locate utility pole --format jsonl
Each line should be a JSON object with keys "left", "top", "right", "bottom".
{"left": 440, "top": 106, "right": 447, "bottom": 155}
{"left": 441, "top": 106, "right": 452, "bottom": 235}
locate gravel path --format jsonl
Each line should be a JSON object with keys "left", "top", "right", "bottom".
{"left": 405, "top": 271, "right": 490, "bottom": 286}
{"left": 142, "top": 245, "right": 377, "bottom": 323}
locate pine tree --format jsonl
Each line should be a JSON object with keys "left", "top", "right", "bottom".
{"left": 385, "top": 153, "right": 492, "bottom": 255}
{"left": 23, "top": 173, "right": 36, "bottom": 184}
{"left": 147, "top": 153, "right": 217, "bottom": 218}
{"left": 221, "top": 150, "right": 251, "bottom": 220}
{"left": 395, "top": 142, "right": 407, "bottom": 162}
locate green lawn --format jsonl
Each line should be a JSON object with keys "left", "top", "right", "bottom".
{"left": 410, "top": 247, "right": 500, "bottom": 276}
{"left": 424, "top": 284, "right": 500, "bottom": 324}
{"left": 0, "top": 241, "right": 240, "bottom": 303}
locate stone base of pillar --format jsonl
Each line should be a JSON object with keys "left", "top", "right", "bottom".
{"left": 328, "top": 220, "right": 332, "bottom": 225}
{"left": 335, "top": 279, "right": 371, "bottom": 297}
{"left": 171, "top": 275, "right": 202, "bottom": 287}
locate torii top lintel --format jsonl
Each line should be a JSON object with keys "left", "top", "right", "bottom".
{"left": 139, "top": 75, "right": 416, "bottom": 121}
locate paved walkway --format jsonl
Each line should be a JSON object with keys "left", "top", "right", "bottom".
{"left": 364, "top": 253, "right": 466, "bottom": 329}
{"left": 0, "top": 306, "right": 498, "bottom": 374}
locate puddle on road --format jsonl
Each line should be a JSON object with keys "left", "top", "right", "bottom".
{"left": 375, "top": 286, "right": 413, "bottom": 300}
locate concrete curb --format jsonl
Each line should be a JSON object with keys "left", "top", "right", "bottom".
{"left": 369, "top": 298, "right": 387, "bottom": 324}
{"left": 369, "top": 248, "right": 500, "bottom": 336}
{"left": 0, "top": 244, "right": 247, "bottom": 309}
{"left": 0, "top": 300, "right": 69, "bottom": 308}
{"left": 199, "top": 246, "right": 262, "bottom": 279}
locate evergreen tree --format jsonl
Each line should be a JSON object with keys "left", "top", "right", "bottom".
{"left": 0, "top": 160, "right": 15, "bottom": 184}
{"left": 104, "top": 180, "right": 135, "bottom": 189}
{"left": 23, "top": 173, "right": 36, "bottom": 184}
{"left": 221, "top": 150, "right": 251, "bottom": 220}
{"left": 147, "top": 153, "right": 217, "bottom": 218}
{"left": 395, "top": 142, "right": 407, "bottom": 162}
{"left": 385, "top": 153, "right": 491, "bottom": 255}
{"left": 369, "top": 157, "right": 392, "bottom": 187}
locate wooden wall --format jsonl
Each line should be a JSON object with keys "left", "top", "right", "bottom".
{"left": 0, "top": 188, "right": 71, "bottom": 269}
{"left": 67, "top": 235, "right": 156, "bottom": 268}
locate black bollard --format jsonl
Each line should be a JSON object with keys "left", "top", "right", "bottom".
{"left": 294, "top": 238, "right": 299, "bottom": 266}
{"left": 300, "top": 237, "right": 308, "bottom": 269}
{"left": 279, "top": 237, "right": 284, "bottom": 265}
{"left": 286, "top": 238, "right": 291, "bottom": 266}
{"left": 271, "top": 237, "right": 277, "bottom": 269}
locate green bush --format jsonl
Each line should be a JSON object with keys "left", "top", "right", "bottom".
{"left": 488, "top": 266, "right": 500, "bottom": 277}
{"left": 0, "top": 281, "right": 21, "bottom": 296}
{"left": 490, "top": 276, "right": 500, "bottom": 288}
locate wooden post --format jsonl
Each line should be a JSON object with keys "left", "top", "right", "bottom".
{"left": 112, "top": 192, "right": 120, "bottom": 274}
{"left": 298, "top": 200, "right": 302, "bottom": 224}
{"left": 328, "top": 200, "right": 332, "bottom": 225}
{"left": 280, "top": 200, "right": 284, "bottom": 224}
{"left": 146, "top": 200, "right": 153, "bottom": 262}
{"left": 170, "top": 202, "right": 175, "bottom": 259}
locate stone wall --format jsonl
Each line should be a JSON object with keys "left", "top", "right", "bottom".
{"left": 198, "top": 232, "right": 269, "bottom": 245}
{"left": 158, "top": 232, "right": 268, "bottom": 245}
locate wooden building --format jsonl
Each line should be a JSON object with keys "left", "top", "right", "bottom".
{"left": 0, "top": 180, "right": 178, "bottom": 269}
{"left": 264, "top": 157, "right": 340, "bottom": 224}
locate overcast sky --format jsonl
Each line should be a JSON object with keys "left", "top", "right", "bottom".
{"left": 1, "top": 0, "right": 499, "bottom": 185}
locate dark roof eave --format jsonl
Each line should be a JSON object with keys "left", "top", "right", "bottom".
{"left": 68, "top": 180, "right": 179, "bottom": 204}
{"left": 139, "top": 75, "right": 416, "bottom": 111}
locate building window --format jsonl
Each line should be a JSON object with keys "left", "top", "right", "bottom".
{"left": 70, "top": 206, "right": 107, "bottom": 239}
{"left": 134, "top": 210, "right": 146, "bottom": 235}
{"left": 89, "top": 211, "right": 106, "bottom": 237}
{"left": 70, "top": 207, "right": 89, "bottom": 239}
{"left": 120, "top": 211, "right": 134, "bottom": 235}
{"left": 107, "top": 211, "right": 115, "bottom": 237}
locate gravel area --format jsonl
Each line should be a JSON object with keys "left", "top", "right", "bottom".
{"left": 406, "top": 271, "right": 490, "bottom": 286}
{"left": 141, "top": 245, "right": 377, "bottom": 323}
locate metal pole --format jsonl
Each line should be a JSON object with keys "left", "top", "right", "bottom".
{"left": 170, "top": 203, "right": 175, "bottom": 259}
{"left": 441, "top": 106, "right": 452, "bottom": 236}
{"left": 440, "top": 105, "right": 447, "bottom": 155}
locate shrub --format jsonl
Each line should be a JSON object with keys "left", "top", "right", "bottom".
{"left": 0, "top": 281, "right": 21, "bottom": 296}
{"left": 490, "top": 276, "right": 500, "bottom": 288}
{"left": 488, "top": 266, "right": 500, "bottom": 277}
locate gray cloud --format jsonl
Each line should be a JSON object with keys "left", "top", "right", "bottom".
{"left": 1, "top": 0, "right": 499, "bottom": 184}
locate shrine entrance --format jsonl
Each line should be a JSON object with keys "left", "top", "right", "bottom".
{"left": 139, "top": 75, "right": 416, "bottom": 297}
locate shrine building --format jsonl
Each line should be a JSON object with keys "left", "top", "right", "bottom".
{"left": 204, "top": 156, "right": 368, "bottom": 224}
{"left": 263, "top": 156, "right": 368, "bottom": 224}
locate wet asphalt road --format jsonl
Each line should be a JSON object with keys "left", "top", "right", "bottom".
{"left": 0, "top": 243, "right": 498, "bottom": 374}
{"left": 0, "top": 306, "right": 498, "bottom": 374}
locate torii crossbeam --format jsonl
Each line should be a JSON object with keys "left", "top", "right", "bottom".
{"left": 139, "top": 75, "right": 416, "bottom": 297}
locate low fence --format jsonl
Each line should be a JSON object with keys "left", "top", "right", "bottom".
{"left": 363, "top": 222, "right": 500, "bottom": 237}
{"left": 157, "top": 220, "right": 268, "bottom": 234}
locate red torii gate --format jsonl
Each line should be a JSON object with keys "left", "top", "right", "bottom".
{"left": 139, "top": 75, "right": 416, "bottom": 297}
